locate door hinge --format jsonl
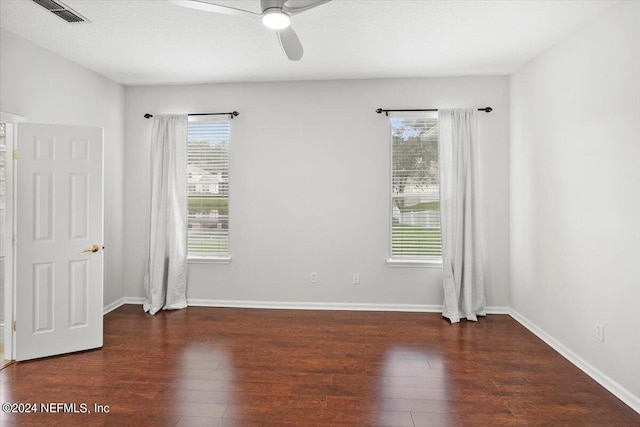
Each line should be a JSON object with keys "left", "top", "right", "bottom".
{"left": 13, "top": 149, "right": 18, "bottom": 160}
{"left": 13, "top": 321, "right": 16, "bottom": 332}
{"left": 13, "top": 235, "right": 17, "bottom": 245}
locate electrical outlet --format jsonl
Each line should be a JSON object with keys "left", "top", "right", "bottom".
{"left": 353, "top": 273, "right": 360, "bottom": 284}
{"left": 310, "top": 272, "right": 318, "bottom": 283}
{"left": 595, "top": 323, "right": 604, "bottom": 342}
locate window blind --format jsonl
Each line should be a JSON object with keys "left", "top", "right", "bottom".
{"left": 187, "top": 121, "right": 230, "bottom": 258}
{"left": 390, "top": 116, "right": 442, "bottom": 258}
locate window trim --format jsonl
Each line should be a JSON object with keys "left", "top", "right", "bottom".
{"left": 186, "top": 116, "right": 232, "bottom": 261}
{"left": 386, "top": 258, "right": 442, "bottom": 268}
{"left": 188, "top": 256, "right": 232, "bottom": 264}
{"left": 387, "top": 111, "right": 442, "bottom": 265}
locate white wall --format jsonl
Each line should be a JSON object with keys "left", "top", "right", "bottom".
{"left": 124, "top": 76, "right": 510, "bottom": 308}
{"left": 510, "top": 1, "right": 640, "bottom": 405}
{"left": 0, "top": 29, "right": 126, "bottom": 308}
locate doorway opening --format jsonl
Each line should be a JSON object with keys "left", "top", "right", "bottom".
{"left": 0, "top": 112, "right": 21, "bottom": 368}
{"left": 0, "top": 121, "right": 9, "bottom": 368}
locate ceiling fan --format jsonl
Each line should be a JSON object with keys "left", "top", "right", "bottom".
{"left": 169, "top": 0, "right": 331, "bottom": 61}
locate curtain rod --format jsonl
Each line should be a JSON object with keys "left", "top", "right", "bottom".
{"left": 143, "top": 111, "right": 239, "bottom": 119}
{"left": 376, "top": 107, "right": 492, "bottom": 116}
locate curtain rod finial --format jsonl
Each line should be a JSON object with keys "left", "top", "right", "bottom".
{"left": 376, "top": 108, "right": 383, "bottom": 114}
{"left": 144, "top": 113, "right": 153, "bottom": 119}
{"left": 483, "top": 107, "right": 493, "bottom": 113}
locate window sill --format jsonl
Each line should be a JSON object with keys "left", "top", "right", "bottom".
{"left": 387, "top": 258, "right": 442, "bottom": 268}
{"left": 188, "top": 256, "right": 232, "bottom": 265}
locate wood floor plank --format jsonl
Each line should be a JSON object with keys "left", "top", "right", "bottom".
{"left": 410, "top": 412, "right": 464, "bottom": 427}
{"left": 0, "top": 305, "right": 637, "bottom": 426}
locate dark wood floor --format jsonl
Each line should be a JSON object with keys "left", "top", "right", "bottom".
{"left": 0, "top": 305, "right": 638, "bottom": 426}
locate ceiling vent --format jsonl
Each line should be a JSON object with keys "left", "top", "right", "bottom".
{"left": 31, "top": 0, "right": 90, "bottom": 24}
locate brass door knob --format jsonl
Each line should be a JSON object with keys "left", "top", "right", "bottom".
{"left": 81, "top": 245, "right": 100, "bottom": 253}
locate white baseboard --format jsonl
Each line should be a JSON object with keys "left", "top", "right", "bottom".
{"left": 509, "top": 308, "right": 640, "bottom": 414}
{"left": 103, "top": 298, "right": 125, "bottom": 315}
{"left": 187, "top": 299, "right": 444, "bottom": 312}
{"left": 124, "top": 297, "right": 146, "bottom": 305}
{"left": 108, "top": 298, "right": 510, "bottom": 315}
{"left": 188, "top": 299, "right": 510, "bottom": 314}
{"left": 103, "top": 297, "right": 146, "bottom": 315}
{"left": 486, "top": 305, "right": 510, "bottom": 314}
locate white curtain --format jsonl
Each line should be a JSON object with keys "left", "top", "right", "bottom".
{"left": 143, "top": 114, "right": 188, "bottom": 315}
{"left": 439, "top": 109, "right": 486, "bottom": 323}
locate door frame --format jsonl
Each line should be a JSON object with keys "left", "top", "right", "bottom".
{"left": 0, "top": 111, "right": 26, "bottom": 362}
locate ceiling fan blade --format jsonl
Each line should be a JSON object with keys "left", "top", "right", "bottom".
{"left": 169, "top": 0, "right": 260, "bottom": 18}
{"left": 282, "top": 0, "right": 331, "bottom": 16}
{"left": 276, "top": 26, "right": 303, "bottom": 61}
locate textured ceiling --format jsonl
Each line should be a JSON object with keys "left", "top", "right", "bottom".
{"left": 0, "top": 0, "right": 618, "bottom": 85}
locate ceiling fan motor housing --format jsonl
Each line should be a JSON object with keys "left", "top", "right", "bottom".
{"left": 260, "top": 0, "right": 287, "bottom": 14}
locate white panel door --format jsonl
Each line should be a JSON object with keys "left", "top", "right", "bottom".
{"left": 15, "top": 124, "right": 103, "bottom": 361}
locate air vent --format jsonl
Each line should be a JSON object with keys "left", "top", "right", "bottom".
{"left": 31, "top": 0, "right": 90, "bottom": 24}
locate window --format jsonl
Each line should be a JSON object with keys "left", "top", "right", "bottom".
{"left": 389, "top": 114, "right": 441, "bottom": 263}
{"left": 187, "top": 119, "right": 230, "bottom": 260}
